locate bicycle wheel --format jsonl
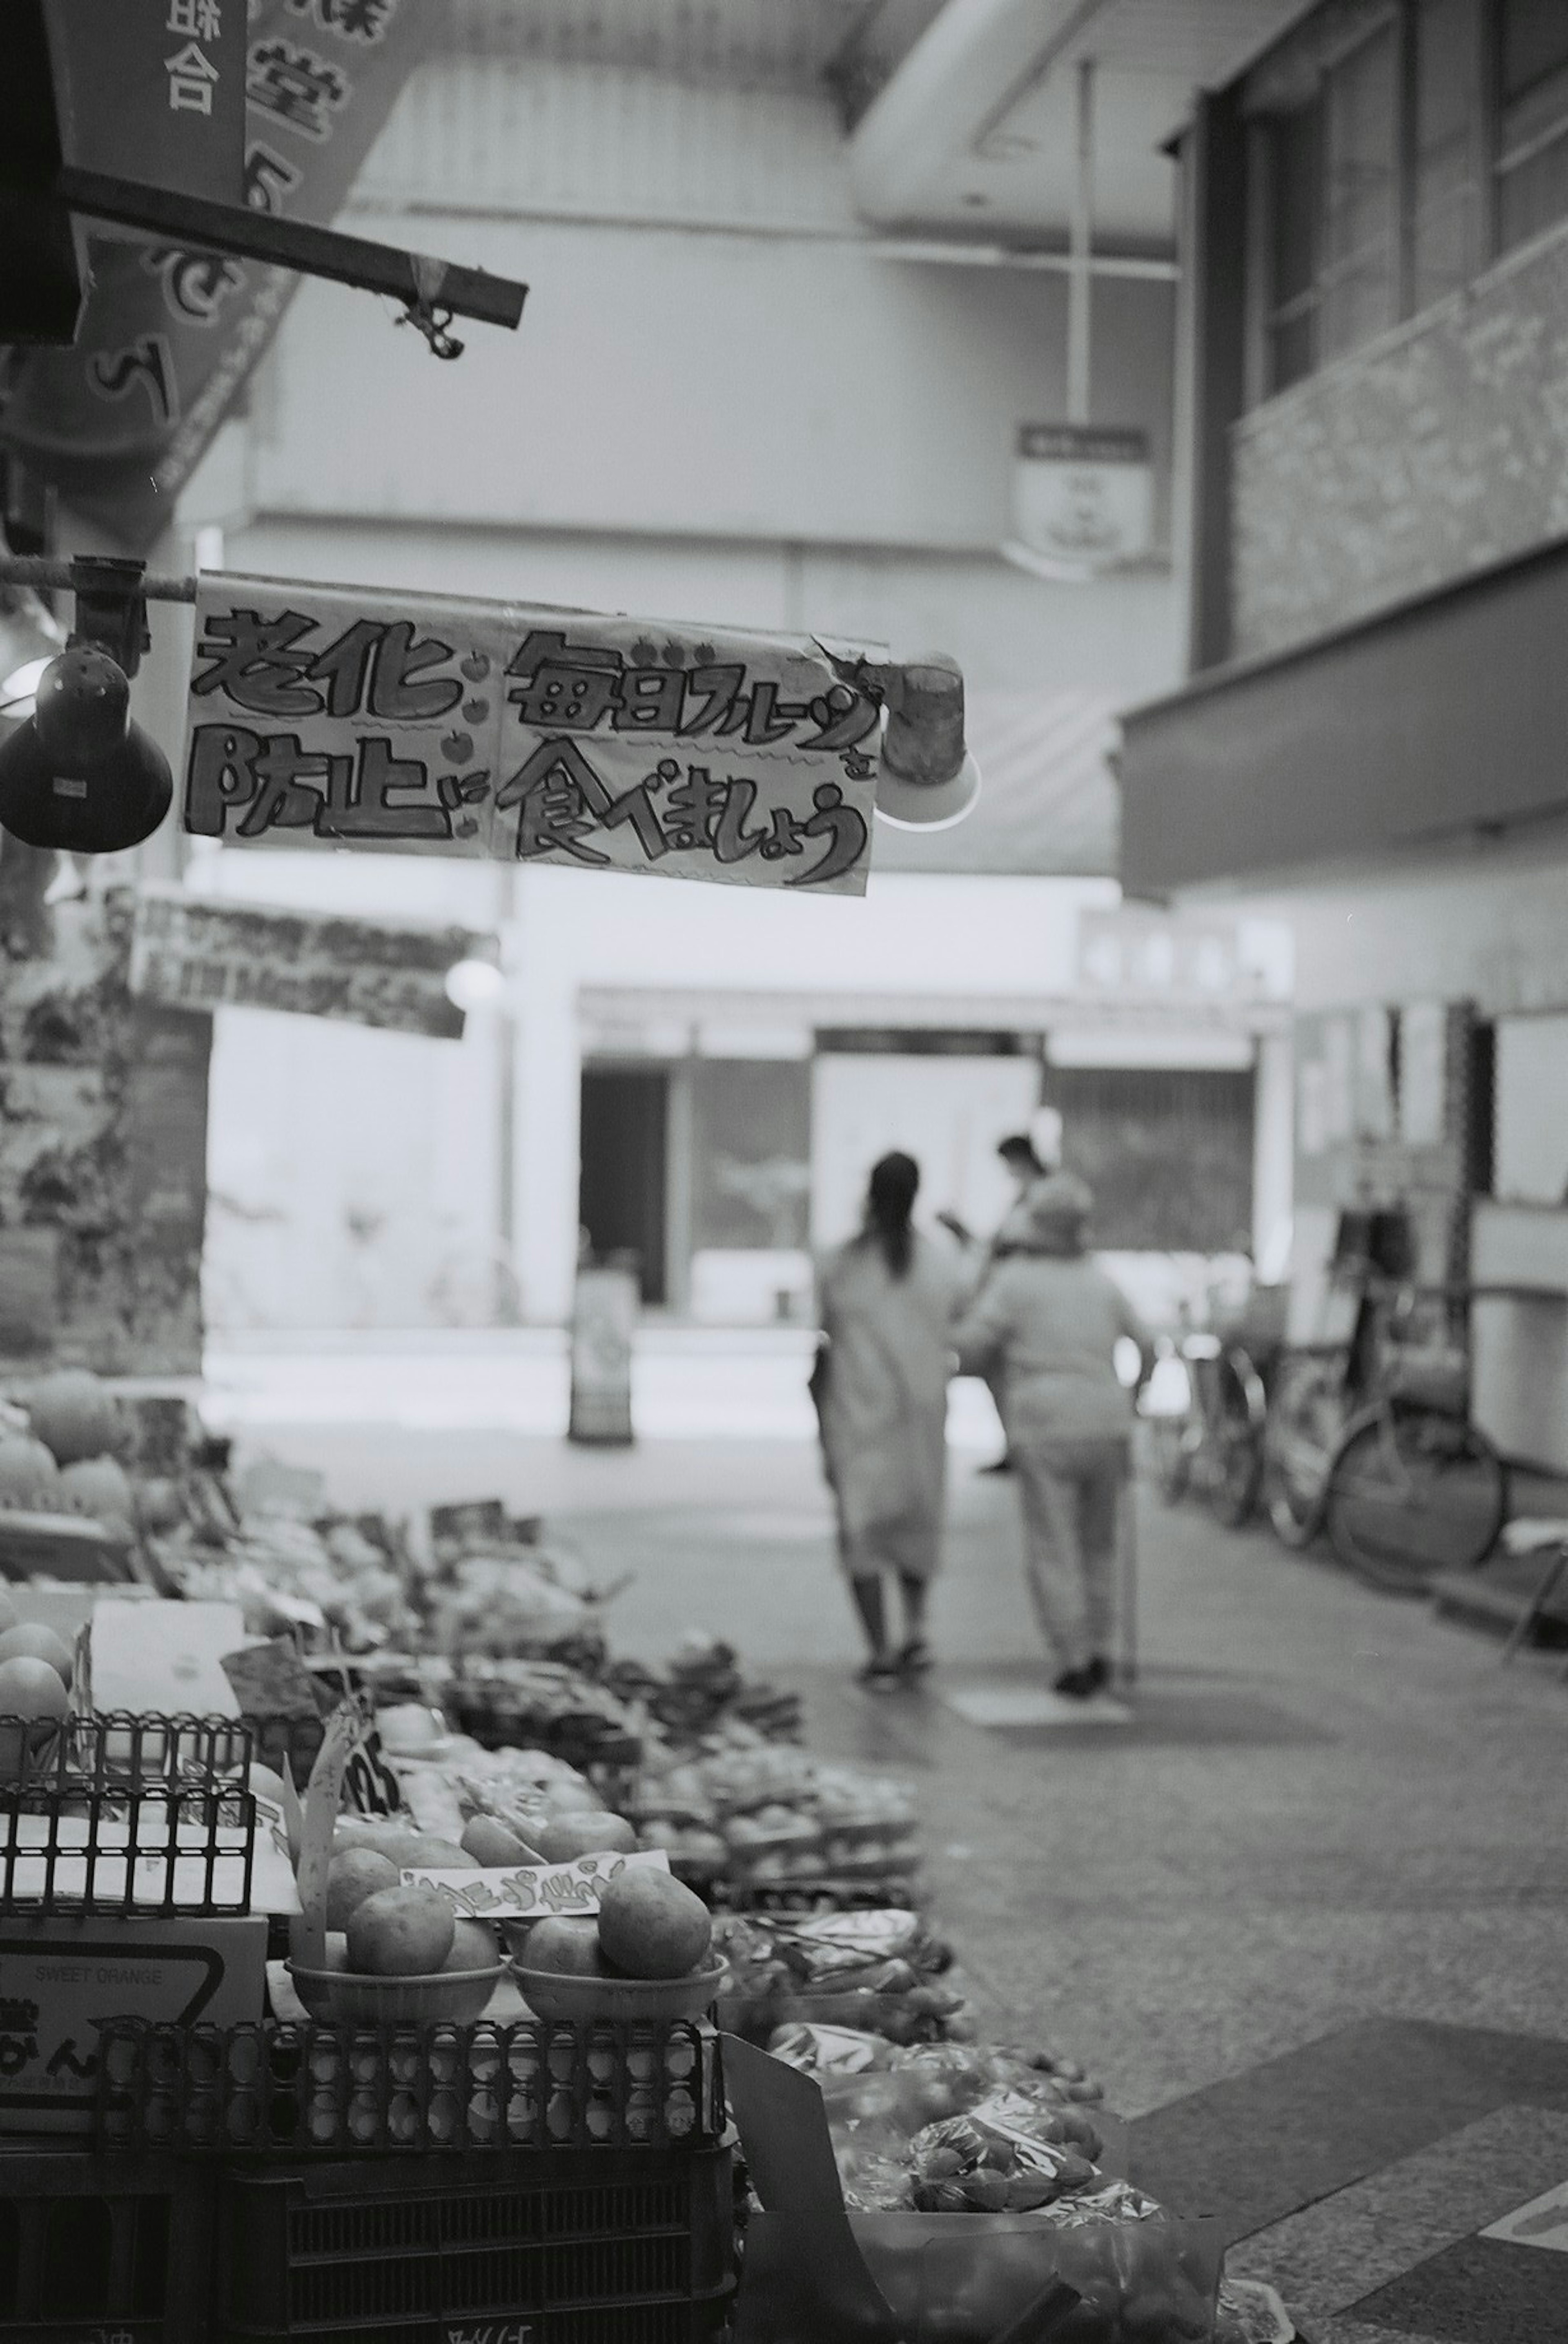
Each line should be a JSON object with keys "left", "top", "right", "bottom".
{"left": 1324, "top": 1404, "right": 1508, "bottom": 1591}
{"left": 1211, "top": 1417, "right": 1265, "bottom": 1529}
{"left": 1148, "top": 1414, "right": 1192, "bottom": 1504}
{"left": 1207, "top": 1351, "right": 1266, "bottom": 1530}
{"left": 1263, "top": 1358, "right": 1338, "bottom": 1548}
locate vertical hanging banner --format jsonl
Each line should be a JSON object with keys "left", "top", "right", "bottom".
{"left": 182, "top": 573, "right": 886, "bottom": 895}
{"left": 1, "top": 0, "right": 434, "bottom": 548}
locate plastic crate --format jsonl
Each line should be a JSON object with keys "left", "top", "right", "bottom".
{"left": 98, "top": 2018, "right": 725, "bottom": 2155}
{"left": 0, "top": 2144, "right": 213, "bottom": 2342}
{"left": 212, "top": 2139, "right": 735, "bottom": 2340}
{"left": 0, "top": 1714, "right": 255, "bottom": 1917}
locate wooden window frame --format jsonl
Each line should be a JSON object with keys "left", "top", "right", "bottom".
{"left": 1242, "top": 0, "right": 1568, "bottom": 406}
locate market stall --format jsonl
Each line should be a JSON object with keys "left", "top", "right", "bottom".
{"left": 0, "top": 1370, "right": 1300, "bottom": 2344}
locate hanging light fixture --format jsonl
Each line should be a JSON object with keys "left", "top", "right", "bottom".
{"left": 0, "top": 557, "right": 171, "bottom": 855}
{"left": 874, "top": 653, "right": 983, "bottom": 831}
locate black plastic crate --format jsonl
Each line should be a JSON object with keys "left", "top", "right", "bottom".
{"left": 98, "top": 2018, "right": 725, "bottom": 2155}
{"left": 0, "top": 1714, "right": 255, "bottom": 1917}
{"left": 214, "top": 2139, "right": 735, "bottom": 2339}
{"left": 0, "top": 2145, "right": 213, "bottom": 2342}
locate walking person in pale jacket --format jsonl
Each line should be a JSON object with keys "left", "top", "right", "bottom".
{"left": 954, "top": 1174, "right": 1152, "bottom": 1698}
{"left": 816, "top": 1151, "right": 969, "bottom": 1689}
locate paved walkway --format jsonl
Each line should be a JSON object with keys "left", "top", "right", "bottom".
{"left": 219, "top": 1359, "right": 1568, "bottom": 2342}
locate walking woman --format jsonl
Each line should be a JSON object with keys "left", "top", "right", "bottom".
{"left": 954, "top": 1174, "right": 1152, "bottom": 1698}
{"left": 816, "top": 1152, "right": 967, "bottom": 1689}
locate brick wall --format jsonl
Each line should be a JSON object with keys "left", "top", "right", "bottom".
{"left": 1230, "top": 219, "right": 1568, "bottom": 661}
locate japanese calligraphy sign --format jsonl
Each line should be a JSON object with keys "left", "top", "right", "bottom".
{"left": 405, "top": 1849, "right": 671, "bottom": 1925}
{"left": 47, "top": 0, "right": 246, "bottom": 203}
{"left": 130, "top": 884, "right": 492, "bottom": 1039}
{"left": 4, "top": 0, "right": 433, "bottom": 547}
{"left": 183, "top": 573, "right": 886, "bottom": 895}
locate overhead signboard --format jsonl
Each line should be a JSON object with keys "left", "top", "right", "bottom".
{"left": 47, "top": 0, "right": 247, "bottom": 205}
{"left": 1076, "top": 907, "right": 1254, "bottom": 1001}
{"left": 182, "top": 573, "right": 885, "bottom": 896}
{"left": 1012, "top": 424, "right": 1154, "bottom": 574}
{"left": 4, "top": 0, "right": 434, "bottom": 546}
{"left": 129, "top": 885, "right": 492, "bottom": 1040}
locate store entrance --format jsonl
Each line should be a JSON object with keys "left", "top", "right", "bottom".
{"left": 579, "top": 1067, "right": 669, "bottom": 1304}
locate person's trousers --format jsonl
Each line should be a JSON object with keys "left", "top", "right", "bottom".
{"left": 1013, "top": 1433, "right": 1129, "bottom": 1671}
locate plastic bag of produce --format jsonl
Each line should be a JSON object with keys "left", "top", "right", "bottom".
{"left": 728, "top": 2033, "right": 1220, "bottom": 2344}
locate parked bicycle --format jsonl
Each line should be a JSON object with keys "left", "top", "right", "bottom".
{"left": 1145, "top": 1306, "right": 1280, "bottom": 1530}
{"left": 1263, "top": 1272, "right": 1508, "bottom": 1592}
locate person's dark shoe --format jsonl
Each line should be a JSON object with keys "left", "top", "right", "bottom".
{"left": 1051, "top": 1666, "right": 1094, "bottom": 1699}
{"left": 980, "top": 1454, "right": 1015, "bottom": 1475}
{"left": 1081, "top": 1656, "right": 1112, "bottom": 1695}
{"left": 857, "top": 1657, "right": 902, "bottom": 1693}
{"left": 896, "top": 1638, "right": 933, "bottom": 1680}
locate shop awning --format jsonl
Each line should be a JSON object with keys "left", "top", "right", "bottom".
{"left": 1119, "top": 535, "right": 1568, "bottom": 898}
{"left": 874, "top": 688, "right": 1120, "bottom": 878}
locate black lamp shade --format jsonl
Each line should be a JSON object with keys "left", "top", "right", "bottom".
{"left": 33, "top": 646, "right": 131, "bottom": 772}
{"left": 0, "top": 715, "right": 172, "bottom": 854}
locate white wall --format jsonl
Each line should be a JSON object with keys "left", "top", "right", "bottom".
{"left": 1237, "top": 831, "right": 1568, "bottom": 1018}
{"left": 237, "top": 217, "right": 1173, "bottom": 555}
{"left": 194, "top": 843, "right": 1110, "bottom": 1322}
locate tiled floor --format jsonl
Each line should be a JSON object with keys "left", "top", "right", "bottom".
{"left": 233, "top": 1399, "right": 1568, "bottom": 2340}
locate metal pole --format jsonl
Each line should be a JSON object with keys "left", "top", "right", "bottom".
{"left": 1067, "top": 57, "right": 1095, "bottom": 427}
{"left": 0, "top": 555, "right": 194, "bottom": 603}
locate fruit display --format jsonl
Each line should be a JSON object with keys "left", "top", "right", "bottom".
{"left": 632, "top": 1741, "right": 921, "bottom": 1900}
{"left": 714, "top": 1906, "right": 982, "bottom": 2047}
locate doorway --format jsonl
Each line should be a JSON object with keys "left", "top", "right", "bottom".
{"left": 579, "top": 1067, "right": 669, "bottom": 1303}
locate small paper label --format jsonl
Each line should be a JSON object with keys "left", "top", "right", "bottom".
{"left": 405, "top": 1846, "right": 670, "bottom": 1921}
{"left": 50, "top": 776, "right": 89, "bottom": 798}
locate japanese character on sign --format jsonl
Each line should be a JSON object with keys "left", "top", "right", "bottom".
{"left": 167, "top": 0, "right": 223, "bottom": 39}
{"left": 143, "top": 245, "right": 247, "bottom": 327}
{"left": 247, "top": 39, "right": 349, "bottom": 138}
{"left": 244, "top": 141, "right": 303, "bottom": 214}
{"left": 191, "top": 607, "right": 464, "bottom": 723}
{"left": 165, "top": 37, "right": 220, "bottom": 114}
{"left": 286, "top": 0, "right": 397, "bottom": 38}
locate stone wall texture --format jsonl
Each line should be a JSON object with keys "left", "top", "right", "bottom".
{"left": 1231, "top": 221, "right": 1568, "bottom": 661}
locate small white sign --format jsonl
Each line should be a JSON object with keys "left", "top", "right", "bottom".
{"left": 403, "top": 1846, "right": 670, "bottom": 1922}
{"left": 1012, "top": 424, "right": 1153, "bottom": 573}
{"left": 1483, "top": 2179, "right": 1568, "bottom": 2253}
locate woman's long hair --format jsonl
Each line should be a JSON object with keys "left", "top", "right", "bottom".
{"left": 861, "top": 1151, "right": 920, "bottom": 1277}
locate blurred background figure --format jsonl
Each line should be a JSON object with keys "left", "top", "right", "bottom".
{"left": 815, "top": 1151, "right": 968, "bottom": 1690}
{"left": 955, "top": 1173, "right": 1152, "bottom": 1699}
{"left": 940, "top": 1106, "right": 1068, "bottom": 1472}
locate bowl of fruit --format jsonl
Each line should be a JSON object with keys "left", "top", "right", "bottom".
{"left": 508, "top": 1869, "right": 726, "bottom": 2024}
{"left": 289, "top": 1831, "right": 504, "bottom": 2025}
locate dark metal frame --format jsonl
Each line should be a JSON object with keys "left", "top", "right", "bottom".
{"left": 53, "top": 165, "right": 526, "bottom": 354}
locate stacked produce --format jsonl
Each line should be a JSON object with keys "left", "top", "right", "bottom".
{"left": 632, "top": 1738, "right": 921, "bottom": 1903}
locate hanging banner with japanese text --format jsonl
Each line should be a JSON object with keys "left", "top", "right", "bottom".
{"left": 182, "top": 573, "right": 886, "bottom": 896}
{"left": 129, "top": 884, "right": 493, "bottom": 1039}
{"left": 3, "top": 0, "right": 433, "bottom": 548}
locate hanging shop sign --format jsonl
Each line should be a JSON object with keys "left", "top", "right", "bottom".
{"left": 129, "top": 884, "right": 492, "bottom": 1041}
{"left": 3, "top": 0, "right": 434, "bottom": 547}
{"left": 182, "top": 573, "right": 885, "bottom": 896}
{"left": 47, "top": 0, "right": 247, "bottom": 206}
{"left": 1012, "top": 425, "right": 1154, "bottom": 573}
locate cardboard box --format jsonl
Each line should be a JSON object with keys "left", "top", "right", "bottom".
{"left": 0, "top": 1912, "right": 267, "bottom": 2133}
{"left": 88, "top": 1597, "right": 244, "bottom": 1716}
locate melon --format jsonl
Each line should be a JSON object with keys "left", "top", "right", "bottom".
{"left": 25, "top": 1370, "right": 118, "bottom": 1467}
{"left": 0, "top": 1435, "right": 60, "bottom": 1511}
{"left": 58, "top": 1455, "right": 135, "bottom": 1529}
